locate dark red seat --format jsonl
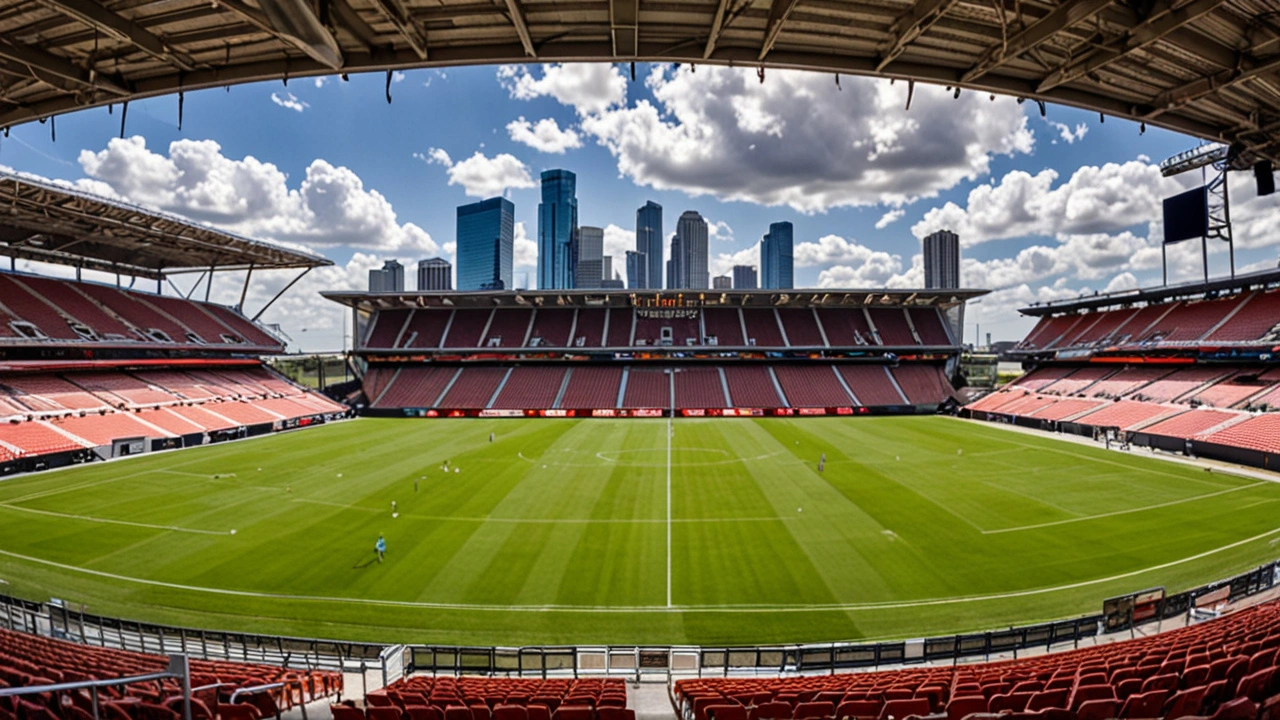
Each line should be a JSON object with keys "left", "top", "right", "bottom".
{"left": 707, "top": 705, "right": 748, "bottom": 720}
{"left": 408, "top": 706, "right": 445, "bottom": 720}
{"left": 369, "top": 707, "right": 404, "bottom": 720}
{"left": 597, "top": 709, "right": 634, "bottom": 720}
{"left": 750, "top": 703, "right": 794, "bottom": 720}
{"left": 1074, "top": 699, "right": 1118, "bottom": 720}
{"left": 1165, "top": 687, "right": 1207, "bottom": 720}
{"left": 836, "top": 700, "right": 883, "bottom": 719}
{"left": 944, "top": 696, "right": 987, "bottom": 720}
{"left": 494, "top": 706, "right": 529, "bottom": 720}
{"left": 795, "top": 702, "right": 835, "bottom": 720}
{"left": 1119, "top": 690, "right": 1168, "bottom": 719}
{"left": 878, "top": 699, "right": 930, "bottom": 720}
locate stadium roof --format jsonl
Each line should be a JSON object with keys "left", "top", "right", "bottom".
{"left": 0, "top": 171, "right": 333, "bottom": 279}
{"left": 1019, "top": 266, "right": 1280, "bottom": 316}
{"left": 0, "top": 0, "right": 1277, "bottom": 166}
{"left": 322, "top": 288, "right": 989, "bottom": 311}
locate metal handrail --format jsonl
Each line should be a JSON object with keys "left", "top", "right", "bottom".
{"left": 229, "top": 681, "right": 302, "bottom": 720}
{"left": 0, "top": 654, "right": 191, "bottom": 720}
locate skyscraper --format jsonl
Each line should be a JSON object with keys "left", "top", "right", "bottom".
{"left": 456, "top": 197, "right": 514, "bottom": 291}
{"left": 636, "top": 201, "right": 663, "bottom": 289}
{"left": 923, "top": 229, "right": 961, "bottom": 289}
{"left": 368, "top": 260, "right": 404, "bottom": 292}
{"left": 732, "top": 265, "right": 758, "bottom": 290}
{"left": 712, "top": 275, "right": 732, "bottom": 289}
{"left": 574, "top": 226, "right": 604, "bottom": 289}
{"left": 669, "top": 211, "right": 709, "bottom": 289}
{"left": 538, "top": 169, "right": 578, "bottom": 289}
{"left": 417, "top": 257, "right": 452, "bottom": 291}
{"left": 625, "top": 250, "right": 647, "bottom": 290}
{"left": 761, "top": 221, "right": 794, "bottom": 289}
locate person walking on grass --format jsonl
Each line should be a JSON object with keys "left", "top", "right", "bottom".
{"left": 818, "top": 453, "right": 826, "bottom": 473}
{"left": 375, "top": 534, "right": 386, "bottom": 563}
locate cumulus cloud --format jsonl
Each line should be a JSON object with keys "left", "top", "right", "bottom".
{"left": 912, "top": 160, "right": 1183, "bottom": 246}
{"left": 499, "top": 64, "right": 628, "bottom": 115}
{"left": 603, "top": 224, "right": 635, "bottom": 261}
{"left": 712, "top": 245, "right": 760, "bottom": 277}
{"left": 1047, "top": 120, "right": 1088, "bottom": 144}
{"left": 513, "top": 222, "right": 538, "bottom": 269}
{"left": 708, "top": 219, "right": 734, "bottom": 242}
{"left": 77, "top": 136, "right": 438, "bottom": 254}
{"left": 569, "top": 65, "right": 1033, "bottom": 213}
{"left": 270, "top": 92, "right": 309, "bottom": 112}
{"left": 506, "top": 117, "right": 582, "bottom": 154}
{"left": 415, "top": 147, "right": 535, "bottom": 197}
{"left": 875, "top": 209, "right": 905, "bottom": 229}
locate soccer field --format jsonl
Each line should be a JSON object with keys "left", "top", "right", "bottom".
{"left": 0, "top": 415, "right": 1278, "bottom": 646}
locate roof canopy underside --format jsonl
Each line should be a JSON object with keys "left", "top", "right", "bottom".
{"left": 0, "top": 172, "right": 333, "bottom": 279}
{"left": 0, "top": 0, "right": 1276, "bottom": 164}
{"left": 1019, "top": 266, "right": 1280, "bottom": 316}
{"left": 322, "top": 288, "right": 990, "bottom": 311}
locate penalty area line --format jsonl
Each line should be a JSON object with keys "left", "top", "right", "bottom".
{"left": 1, "top": 526, "right": 1277, "bottom": 614}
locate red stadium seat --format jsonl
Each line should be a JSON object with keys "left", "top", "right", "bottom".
{"left": 369, "top": 707, "right": 405, "bottom": 720}
{"left": 795, "top": 702, "right": 835, "bottom": 720}
{"left": 333, "top": 707, "right": 368, "bottom": 720}
{"left": 1074, "top": 699, "right": 1119, "bottom": 720}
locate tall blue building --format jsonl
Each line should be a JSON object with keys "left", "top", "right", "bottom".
{"left": 635, "top": 201, "right": 663, "bottom": 289}
{"left": 537, "top": 169, "right": 578, "bottom": 289}
{"left": 761, "top": 221, "right": 794, "bottom": 290}
{"left": 456, "top": 197, "right": 514, "bottom": 291}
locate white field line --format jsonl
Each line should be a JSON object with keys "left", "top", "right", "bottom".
{"left": 2, "top": 525, "right": 1279, "bottom": 613}
{"left": 666, "top": 413, "right": 673, "bottom": 608}
{"left": 0, "top": 502, "right": 229, "bottom": 535}
{"left": 982, "top": 481, "right": 1270, "bottom": 535}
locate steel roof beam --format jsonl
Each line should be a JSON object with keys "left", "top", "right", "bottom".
{"left": 32, "top": 0, "right": 197, "bottom": 71}
{"left": 1145, "top": 53, "right": 1280, "bottom": 119}
{"left": 610, "top": 0, "right": 637, "bottom": 56}
{"left": 0, "top": 37, "right": 129, "bottom": 96}
{"left": 702, "top": 0, "right": 732, "bottom": 58}
{"left": 875, "top": 0, "right": 961, "bottom": 72}
{"left": 758, "top": 0, "right": 802, "bottom": 61}
{"left": 962, "top": 0, "right": 1114, "bottom": 83}
{"left": 1036, "top": 0, "right": 1230, "bottom": 93}
{"left": 215, "top": 0, "right": 343, "bottom": 69}
{"left": 369, "top": 0, "right": 428, "bottom": 59}
{"left": 503, "top": 0, "right": 537, "bottom": 57}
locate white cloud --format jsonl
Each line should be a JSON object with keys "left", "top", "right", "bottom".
{"left": 712, "top": 245, "right": 760, "bottom": 277}
{"left": 875, "top": 209, "right": 905, "bottom": 229}
{"left": 1104, "top": 272, "right": 1139, "bottom": 293}
{"left": 77, "top": 136, "right": 438, "bottom": 254}
{"left": 576, "top": 65, "right": 1034, "bottom": 213}
{"left": 270, "top": 92, "right": 309, "bottom": 112}
{"left": 506, "top": 117, "right": 582, "bottom": 154}
{"left": 500, "top": 64, "right": 628, "bottom": 115}
{"left": 416, "top": 148, "right": 534, "bottom": 198}
{"left": 513, "top": 222, "right": 537, "bottom": 269}
{"left": 313, "top": 77, "right": 327, "bottom": 89}
{"left": 1047, "top": 120, "right": 1088, "bottom": 144}
{"left": 603, "top": 224, "right": 635, "bottom": 261}
{"left": 912, "top": 160, "right": 1183, "bottom": 246}
{"left": 392, "top": 71, "right": 406, "bottom": 84}
{"left": 708, "top": 219, "right": 734, "bottom": 242}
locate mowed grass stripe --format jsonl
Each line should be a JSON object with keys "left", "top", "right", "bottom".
{"left": 0, "top": 416, "right": 1278, "bottom": 646}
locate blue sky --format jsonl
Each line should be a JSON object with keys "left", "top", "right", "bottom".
{"left": 2, "top": 63, "right": 1277, "bottom": 352}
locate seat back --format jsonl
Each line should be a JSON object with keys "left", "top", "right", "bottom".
{"left": 795, "top": 702, "right": 835, "bottom": 720}
{"left": 945, "top": 696, "right": 988, "bottom": 720}
{"left": 878, "top": 698, "right": 930, "bottom": 720}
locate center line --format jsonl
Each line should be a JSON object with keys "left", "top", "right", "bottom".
{"left": 666, "top": 371, "right": 674, "bottom": 608}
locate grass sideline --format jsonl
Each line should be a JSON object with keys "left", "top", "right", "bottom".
{"left": 0, "top": 415, "right": 1278, "bottom": 646}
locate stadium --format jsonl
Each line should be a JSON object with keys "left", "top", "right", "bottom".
{"left": 1, "top": 4, "right": 1280, "bottom": 720}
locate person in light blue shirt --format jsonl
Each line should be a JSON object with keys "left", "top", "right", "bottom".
{"left": 375, "top": 534, "right": 386, "bottom": 563}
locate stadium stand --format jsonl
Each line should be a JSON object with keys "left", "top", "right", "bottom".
{"left": 558, "top": 367, "right": 623, "bottom": 409}
{"left": 774, "top": 366, "right": 853, "bottom": 408}
{"left": 492, "top": 367, "right": 567, "bottom": 409}
{"left": 836, "top": 366, "right": 904, "bottom": 407}
{"left": 368, "top": 676, "right": 628, "bottom": 717}
{"left": 968, "top": 271, "right": 1280, "bottom": 469}
{"left": 0, "top": 626, "right": 341, "bottom": 718}
{"left": 723, "top": 366, "right": 784, "bottom": 408}
{"left": 340, "top": 291, "right": 972, "bottom": 415}
{"left": 622, "top": 369, "right": 670, "bottom": 408}
{"left": 675, "top": 598, "right": 1280, "bottom": 720}
{"left": 674, "top": 368, "right": 729, "bottom": 409}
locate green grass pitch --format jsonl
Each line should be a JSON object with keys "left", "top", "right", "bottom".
{"left": 1, "top": 415, "right": 1278, "bottom": 647}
